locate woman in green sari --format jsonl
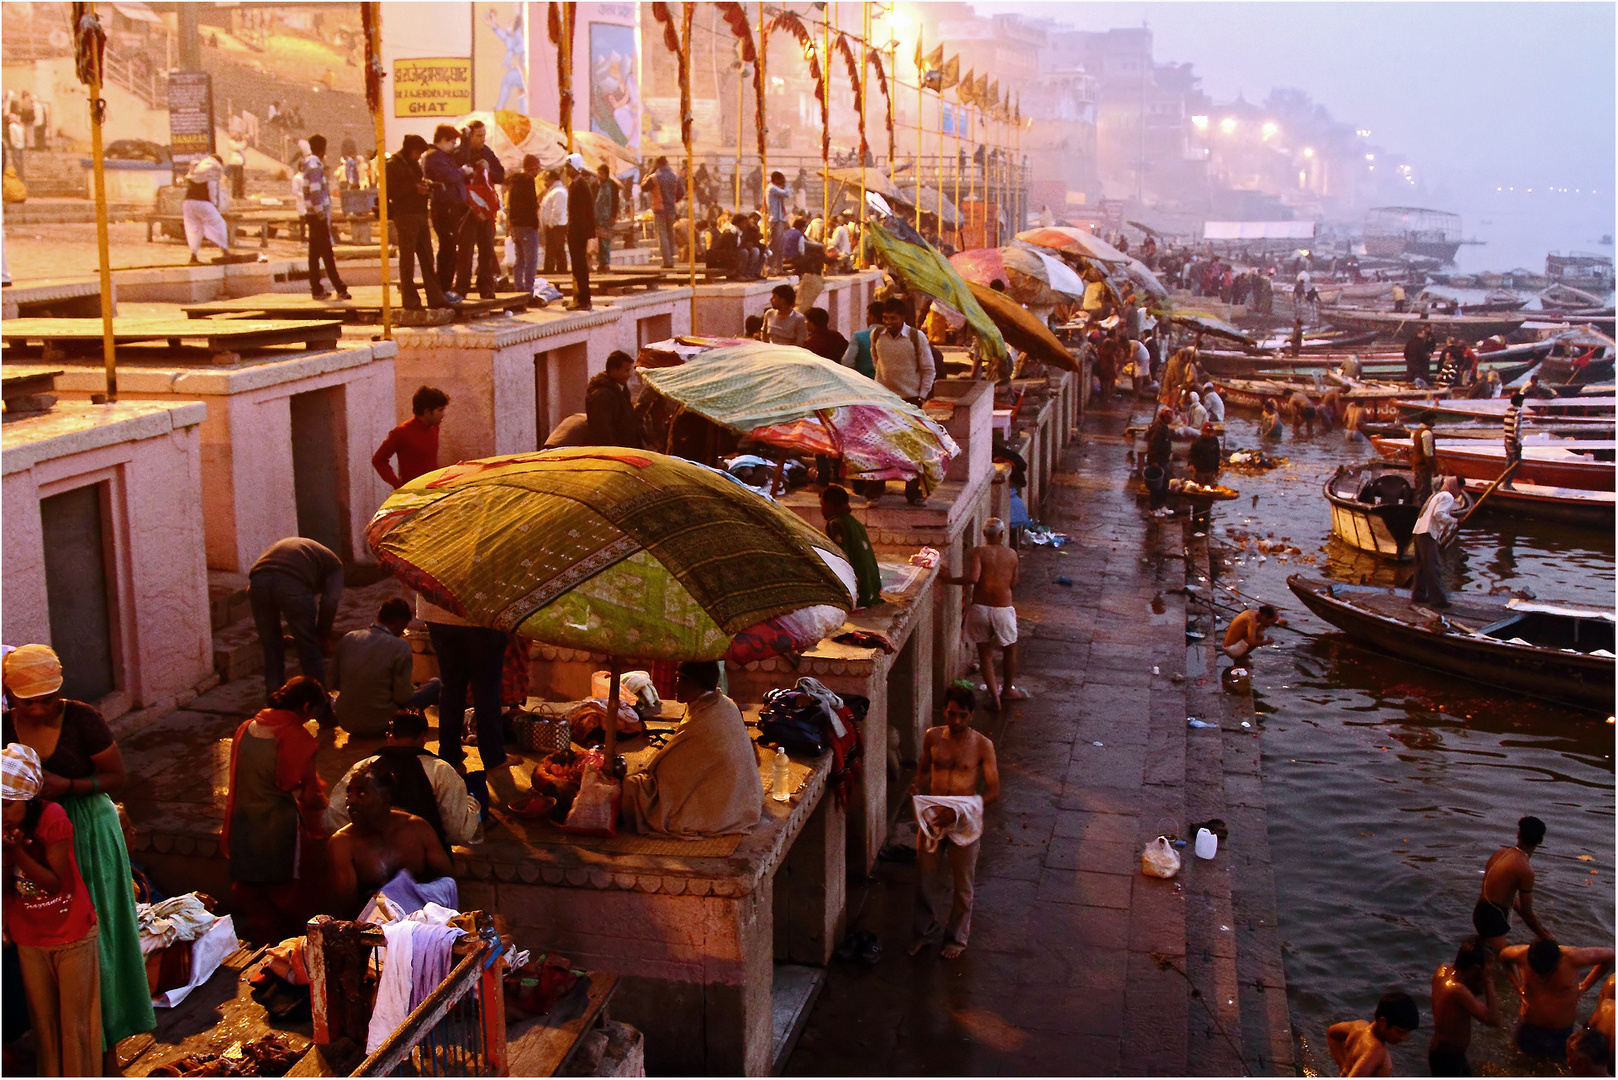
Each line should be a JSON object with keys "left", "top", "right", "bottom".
{"left": 3, "top": 645, "right": 155, "bottom": 1068}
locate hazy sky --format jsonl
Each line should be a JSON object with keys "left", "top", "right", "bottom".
{"left": 1010, "top": 2, "right": 1615, "bottom": 213}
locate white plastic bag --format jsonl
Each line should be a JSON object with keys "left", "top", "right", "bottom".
{"left": 1141, "top": 835, "right": 1182, "bottom": 879}
{"left": 561, "top": 762, "right": 621, "bottom": 837}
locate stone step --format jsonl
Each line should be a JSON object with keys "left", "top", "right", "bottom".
{"left": 212, "top": 617, "right": 262, "bottom": 684}
{"left": 208, "top": 570, "right": 251, "bottom": 632}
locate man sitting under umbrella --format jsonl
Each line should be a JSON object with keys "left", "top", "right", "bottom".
{"left": 621, "top": 661, "right": 762, "bottom": 838}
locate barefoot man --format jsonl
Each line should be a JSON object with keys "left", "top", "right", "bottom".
{"left": 909, "top": 685, "right": 999, "bottom": 960}
{"left": 1501, "top": 938, "right": 1615, "bottom": 1062}
{"left": 1567, "top": 974, "right": 1614, "bottom": 1076}
{"left": 1327, "top": 991, "right": 1421, "bottom": 1076}
{"left": 1224, "top": 605, "right": 1284, "bottom": 665}
{"left": 1428, "top": 937, "right": 1501, "bottom": 1076}
{"left": 938, "top": 518, "right": 1024, "bottom": 710}
{"left": 1474, "top": 816, "right": 1550, "bottom": 953}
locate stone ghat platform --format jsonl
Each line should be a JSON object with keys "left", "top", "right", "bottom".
{"left": 120, "top": 686, "right": 844, "bottom": 1076}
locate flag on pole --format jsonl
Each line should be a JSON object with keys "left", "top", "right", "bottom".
{"left": 939, "top": 54, "right": 959, "bottom": 91}
{"left": 957, "top": 68, "right": 975, "bottom": 105}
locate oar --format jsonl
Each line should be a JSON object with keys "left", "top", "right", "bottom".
{"left": 1455, "top": 460, "right": 1522, "bottom": 529}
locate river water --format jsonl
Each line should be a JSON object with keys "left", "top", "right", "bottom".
{"left": 1191, "top": 419, "right": 1614, "bottom": 1076}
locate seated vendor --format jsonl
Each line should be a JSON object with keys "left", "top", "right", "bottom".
{"left": 819, "top": 485, "right": 882, "bottom": 610}
{"left": 328, "top": 761, "right": 454, "bottom": 918}
{"left": 621, "top": 661, "right": 763, "bottom": 838}
{"left": 323, "top": 711, "right": 482, "bottom": 850}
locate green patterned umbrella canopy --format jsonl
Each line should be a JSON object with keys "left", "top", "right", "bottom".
{"left": 367, "top": 448, "right": 857, "bottom": 663}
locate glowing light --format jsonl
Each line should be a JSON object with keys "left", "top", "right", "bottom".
{"left": 1220, "top": 117, "right": 1236, "bottom": 134}
{"left": 1260, "top": 121, "right": 1278, "bottom": 139}
{"left": 885, "top": 11, "right": 912, "bottom": 33}
{"left": 1364, "top": 153, "right": 1375, "bottom": 161}
{"left": 1356, "top": 128, "right": 1371, "bottom": 137}
{"left": 1302, "top": 147, "right": 1315, "bottom": 158}
{"left": 1191, "top": 115, "right": 1209, "bottom": 130}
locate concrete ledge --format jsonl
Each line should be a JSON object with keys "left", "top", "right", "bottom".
{"left": 2, "top": 399, "right": 208, "bottom": 474}
{"left": 393, "top": 309, "right": 619, "bottom": 349}
{"left": 10, "top": 341, "right": 397, "bottom": 397}
{"left": 2, "top": 276, "right": 113, "bottom": 320}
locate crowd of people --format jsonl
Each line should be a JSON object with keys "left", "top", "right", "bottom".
{"left": 1326, "top": 818, "right": 1613, "bottom": 1077}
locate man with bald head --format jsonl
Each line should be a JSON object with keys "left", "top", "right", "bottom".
{"left": 938, "top": 518, "right": 1023, "bottom": 711}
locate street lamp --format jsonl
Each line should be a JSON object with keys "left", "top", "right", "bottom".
{"left": 1191, "top": 114, "right": 1208, "bottom": 130}
{"left": 1220, "top": 117, "right": 1236, "bottom": 134}
{"left": 1260, "top": 121, "right": 1277, "bottom": 139}
{"left": 1302, "top": 147, "right": 1314, "bottom": 158}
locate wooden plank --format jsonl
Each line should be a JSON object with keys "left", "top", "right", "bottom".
{"left": 1, "top": 317, "right": 343, "bottom": 349}
{"left": 180, "top": 289, "right": 529, "bottom": 323}
{"left": 505, "top": 973, "right": 618, "bottom": 1078}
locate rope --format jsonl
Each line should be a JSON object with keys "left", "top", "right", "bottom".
{"left": 1149, "top": 950, "right": 1253, "bottom": 1076}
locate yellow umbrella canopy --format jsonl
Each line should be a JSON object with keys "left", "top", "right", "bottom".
{"left": 367, "top": 448, "right": 857, "bottom": 663}
{"left": 964, "top": 281, "right": 1079, "bottom": 372}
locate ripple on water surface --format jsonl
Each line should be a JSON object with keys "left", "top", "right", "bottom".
{"left": 1197, "top": 422, "right": 1614, "bottom": 1077}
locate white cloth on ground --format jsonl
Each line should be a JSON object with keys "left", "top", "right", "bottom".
{"left": 963, "top": 604, "right": 1018, "bottom": 647}
{"left": 912, "top": 794, "right": 984, "bottom": 852}
{"left": 136, "top": 893, "right": 221, "bottom": 955}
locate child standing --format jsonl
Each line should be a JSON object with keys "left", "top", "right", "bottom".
{"left": 2, "top": 743, "right": 102, "bottom": 1076}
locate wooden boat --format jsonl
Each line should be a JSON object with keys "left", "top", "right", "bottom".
{"left": 1323, "top": 308, "right": 1531, "bottom": 342}
{"left": 1394, "top": 396, "right": 1616, "bottom": 422}
{"left": 1360, "top": 420, "right": 1614, "bottom": 441}
{"left": 1324, "top": 462, "right": 1471, "bottom": 561}
{"left": 1287, "top": 575, "right": 1615, "bottom": 711}
{"left": 1458, "top": 477, "right": 1616, "bottom": 528}
{"left": 1214, "top": 377, "right": 1447, "bottom": 418}
{"left": 1369, "top": 436, "right": 1616, "bottom": 490}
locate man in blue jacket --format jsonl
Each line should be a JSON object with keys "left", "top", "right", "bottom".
{"left": 424, "top": 124, "right": 468, "bottom": 297}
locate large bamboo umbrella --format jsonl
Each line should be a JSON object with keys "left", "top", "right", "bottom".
{"left": 368, "top": 448, "right": 858, "bottom": 759}
{"left": 1016, "top": 226, "right": 1131, "bottom": 265}
{"left": 964, "top": 281, "right": 1079, "bottom": 372}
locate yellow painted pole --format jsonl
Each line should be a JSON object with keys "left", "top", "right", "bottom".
{"left": 683, "top": 4, "right": 695, "bottom": 325}
{"left": 734, "top": 56, "right": 743, "bottom": 208}
{"left": 86, "top": 18, "right": 116, "bottom": 400}
{"left": 758, "top": 2, "right": 768, "bottom": 216}
{"left": 858, "top": 5, "right": 868, "bottom": 268}
{"left": 822, "top": 5, "right": 831, "bottom": 235}
{"left": 967, "top": 105, "right": 975, "bottom": 247}
{"left": 913, "top": 30, "right": 922, "bottom": 232}
{"left": 368, "top": 3, "right": 391, "bottom": 338}
{"left": 953, "top": 92, "right": 962, "bottom": 251}
{"left": 935, "top": 92, "right": 944, "bottom": 245}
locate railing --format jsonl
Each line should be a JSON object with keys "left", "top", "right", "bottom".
{"left": 307, "top": 912, "right": 508, "bottom": 1078}
{"left": 101, "top": 46, "right": 168, "bottom": 110}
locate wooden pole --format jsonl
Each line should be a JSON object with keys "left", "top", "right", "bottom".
{"left": 822, "top": 5, "right": 831, "bottom": 235}
{"left": 734, "top": 53, "right": 743, "bottom": 209}
{"left": 953, "top": 91, "right": 962, "bottom": 251}
{"left": 86, "top": 22, "right": 116, "bottom": 401}
{"left": 1455, "top": 461, "right": 1521, "bottom": 529}
{"left": 368, "top": 3, "right": 391, "bottom": 339}
{"left": 913, "top": 29, "right": 922, "bottom": 232}
{"left": 604, "top": 654, "right": 621, "bottom": 767}
{"left": 683, "top": 4, "right": 695, "bottom": 319}
{"left": 858, "top": 5, "right": 868, "bottom": 268}
{"left": 935, "top": 92, "right": 944, "bottom": 246}
{"left": 758, "top": 2, "right": 768, "bottom": 217}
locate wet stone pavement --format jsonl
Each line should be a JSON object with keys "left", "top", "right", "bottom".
{"left": 785, "top": 397, "right": 1296, "bottom": 1077}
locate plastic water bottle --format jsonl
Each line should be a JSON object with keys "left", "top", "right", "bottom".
{"left": 1195, "top": 827, "right": 1218, "bottom": 860}
{"left": 771, "top": 746, "right": 792, "bottom": 802}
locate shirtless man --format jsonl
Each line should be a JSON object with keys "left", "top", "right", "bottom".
{"left": 1224, "top": 605, "right": 1284, "bottom": 664}
{"left": 1428, "top": 936, "right": 1501, "bottom": 1075}
{"left": 909, "top": 685, "right": 999, "bottom": 959}
{"left": 1567, "top": 974, "right": 1614, "bottom": 1076}
{"left": 1286, "top": 389, "right": 1319, "bottom": 436}
{"left": 329, "top": 761, "right": 454, "bottom": 916}
{"left": 1474, "top": 816, "right": 1549, "bottom": 953}
{"left": 1327, "top": 992, "right": 1420, "bottom": 1076}
{"left": 1500, "top": 938, "right": 1615, "bottom": 1061}
{"left": 938, "top": 518, "right": 1024, "bottom": 710}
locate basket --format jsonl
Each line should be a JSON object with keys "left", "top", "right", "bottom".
{"left": 509, "top": 711, "right": 570, "bottom": 754}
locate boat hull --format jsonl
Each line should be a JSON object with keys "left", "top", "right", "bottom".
{"left": 1370, "top": 437, "right": 1616, "bottom": 490}
{"left": 1324, "top": 308, "right": 1529, "bottom": 343}
{"left": 1286, "top": 576, "right": 1615, "bottom": 712}
{"left": 1324, "top": 463, "right": 1469, "bottom": 560}
{"left": 1459, "top": 478, "right": 1616, "bottom": 528}
{"left": 1329, "top": 501, "right": 1416, "bottom": 560}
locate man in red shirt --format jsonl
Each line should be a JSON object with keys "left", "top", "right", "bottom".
{"left": 374, "top": 386, "right": 450, "bottom": 489}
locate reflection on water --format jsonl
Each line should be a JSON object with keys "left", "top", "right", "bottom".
{"left": 1199, "top": 423, "right": 1614, "bottom": 1077}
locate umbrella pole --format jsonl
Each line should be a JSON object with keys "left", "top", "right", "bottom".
{"left": 768, "top": 452, "right": 787, "bottom": 497}
{"left": 604, "top": 654, "right": 621, "bottom": 766}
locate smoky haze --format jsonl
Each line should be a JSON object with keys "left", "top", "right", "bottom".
{"left": 1008, "top": 0, "right": 1615, "bottom": 265}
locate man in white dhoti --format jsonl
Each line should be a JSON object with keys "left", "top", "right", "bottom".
{"left": 181, "top": 154, "right": 233, "bottom": 264}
